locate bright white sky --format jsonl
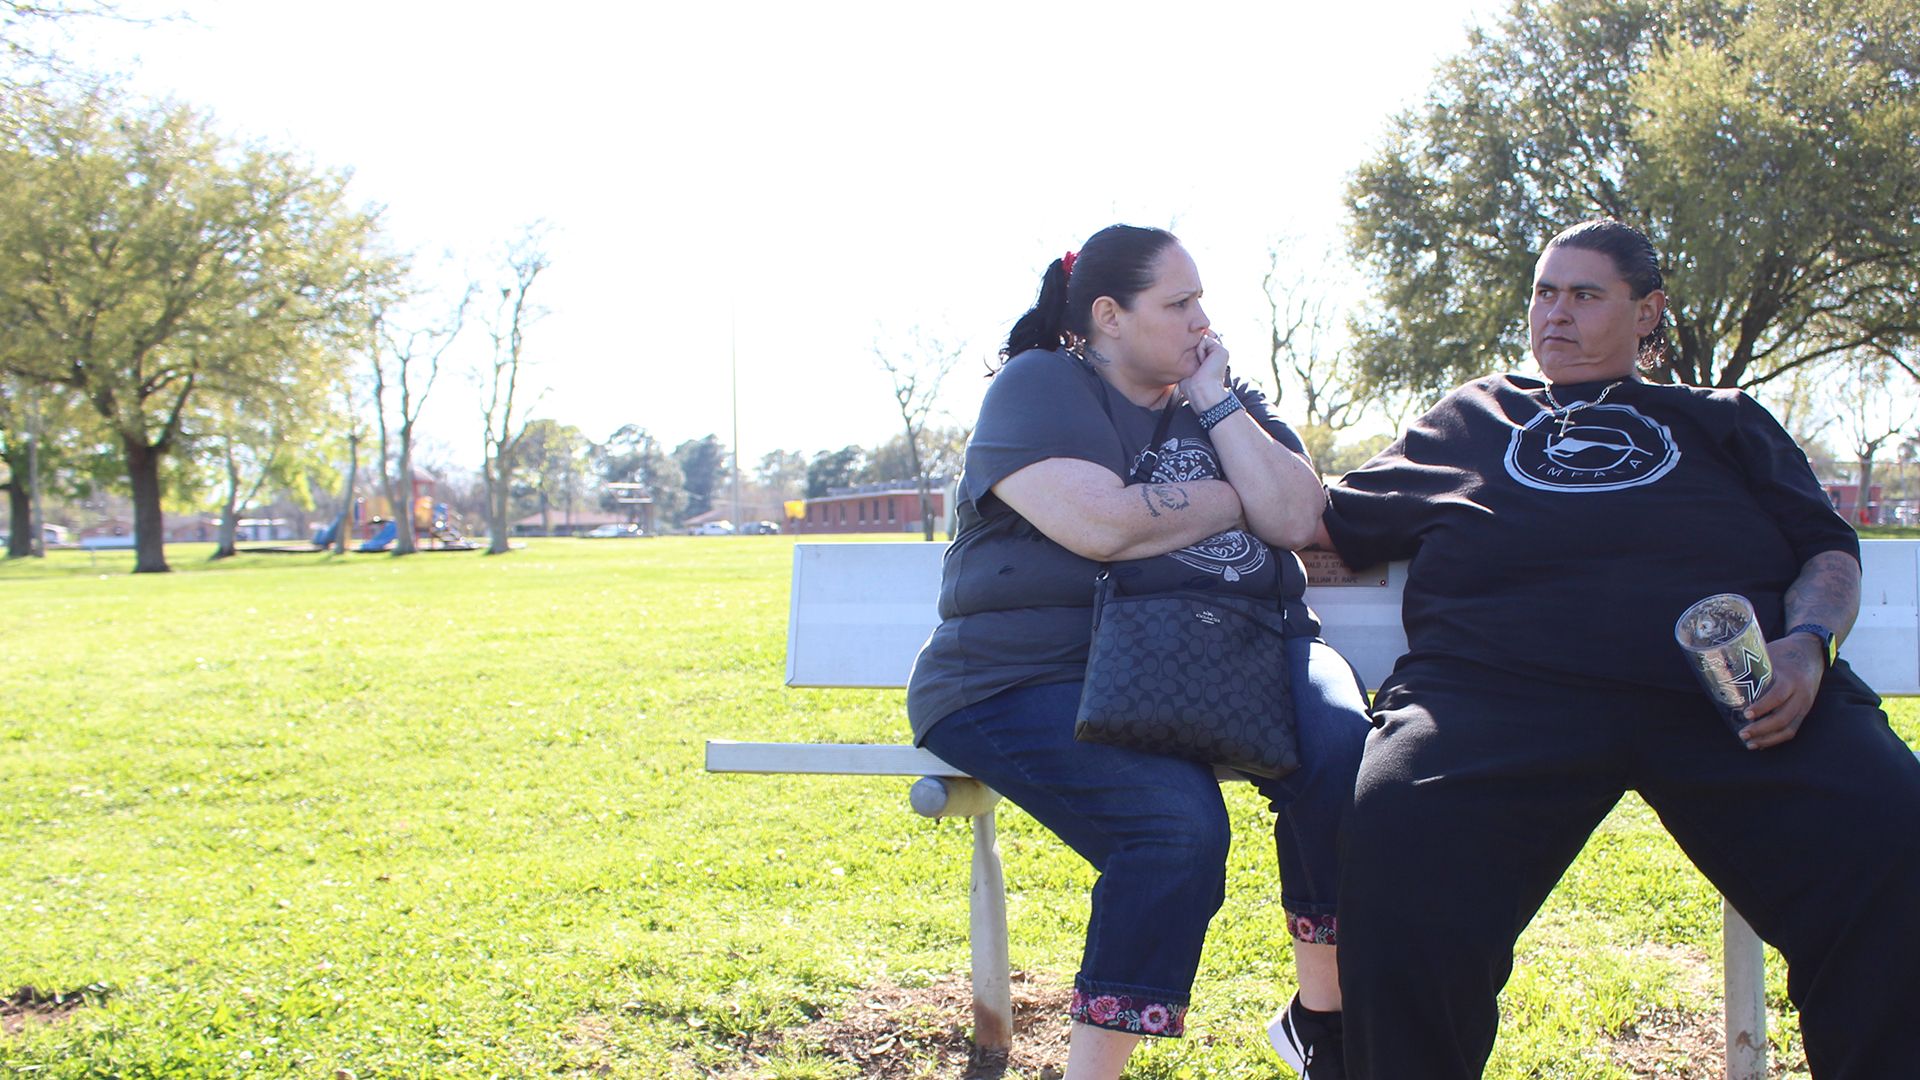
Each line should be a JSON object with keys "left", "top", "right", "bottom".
{"left": 70, "top": 0, "right": 1504, "bottom": 473}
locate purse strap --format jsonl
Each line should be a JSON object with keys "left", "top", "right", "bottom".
{"left": 1087, "top": 369, "right": 1182, "bottom": 484}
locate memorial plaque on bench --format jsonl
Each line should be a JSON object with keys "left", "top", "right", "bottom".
{"left": 1300, "top": 550, "right": 1389, "bottom": 588}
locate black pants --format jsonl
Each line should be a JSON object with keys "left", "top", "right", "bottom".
{"left": 1338, "top": 657, "right": 1920, "bottom": 1079}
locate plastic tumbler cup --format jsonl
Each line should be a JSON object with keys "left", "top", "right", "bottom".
{"left": 1675, "top": 593, "right": 1773, "bottom": 735}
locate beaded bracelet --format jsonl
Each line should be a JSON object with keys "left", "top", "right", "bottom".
{"left": 1196, "top": 392, "right": 1244, "bottom": 430}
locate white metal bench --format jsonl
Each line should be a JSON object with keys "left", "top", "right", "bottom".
{"left": 706, "top": 539, "right": 1920, "bottom": 1075}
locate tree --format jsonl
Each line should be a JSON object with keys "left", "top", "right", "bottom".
{"left": 479, "top": 229, "right": 548, "bottom": 555}
{"left": 1832, "top": 350, "right": 1919, "bottom": 524}
{"left": 672, "top": 434, "right": 729, "bottom": 521}
{"left": 875, "top": 330, "right": 966, "bottom": 540}
{"left": 754, "top": 449, "right": 809, "bottom": 501}
{"left": 805, "top": 445, "right": 865, "bottom": 499}
{"left": 2, "top": 1, "right": 145, "bottom": 91}
{"left": 861, "top": 424, "right": 969, "bottom": 486}
{"left": 1258, "top": 243, "right": 1381, "bottom": 468}
{"left": 595, "top": 424, "right": 683, "bottom": 524}
{"left": 516, "top": 418, "right": 590, "bottom": 534}
{"left": 1347, "top": 0, "right": 1920, "bottom": 403}
{"left": 0, "top": 87, "right": 389, "bottom": 572}
{"left": 368, "top": 285, "right": 471, "bottom": 556}
{"left": 197, "top": 371, "right": 336, "bottom": 559}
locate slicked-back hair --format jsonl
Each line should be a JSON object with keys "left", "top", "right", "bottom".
{"left": 1546, "top": 218, "right": 1673, "bottom": 366}
{"left": 1000, "top": 224, "right": 1179, "bottom": 364}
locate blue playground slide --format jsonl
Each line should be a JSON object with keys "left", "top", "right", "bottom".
{"left": 358, "top": 520, "right": 397, "bottom": 553}
{"left": 312, "top": 513, "right": 345, "bottom": 548}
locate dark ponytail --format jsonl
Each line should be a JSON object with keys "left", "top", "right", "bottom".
{"left": 1546, "top": 218, "right": 1674, "bottom": 368}
{"left": 999, "top": 224, "right": 1179, "bottom": 366}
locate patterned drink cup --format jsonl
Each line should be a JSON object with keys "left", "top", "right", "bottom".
{"left": 1674, "top": 593, "right": 1773, "bottom": 735}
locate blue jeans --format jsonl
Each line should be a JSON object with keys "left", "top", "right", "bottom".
{"left": 919, "top": 636, "right": 1370, "bottom": 1036}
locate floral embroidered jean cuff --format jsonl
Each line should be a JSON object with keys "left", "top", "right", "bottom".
{"left": 1289, "top": 912, "right": 1338, "bottom": 945}
{"left": 1070, "top": 987, "right": 1187, "bottom": 1037}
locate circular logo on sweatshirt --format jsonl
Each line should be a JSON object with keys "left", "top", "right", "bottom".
{"left": 1504, "top": 404, "right": 1680, "bottom": 492}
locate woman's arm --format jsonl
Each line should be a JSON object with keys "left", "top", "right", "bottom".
{"left": 1182, "top": 337, "right": 1324, "bottom": 549}
{"left": 1738, "top": 549, "right": 1861, "bottom": 750}
{"left": 992, "top": 457, "right": 1245, "bottom": 563}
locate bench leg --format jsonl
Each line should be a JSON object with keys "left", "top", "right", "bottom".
{"left": 1723, "top": 898, "right": 1767, "bottom": 1080}
{"left": 970, "top": 807, "right": 1013, "bottom": 1053}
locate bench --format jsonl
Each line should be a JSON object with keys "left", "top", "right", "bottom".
{"left": 706, "top": 539, "right": 1920, "bottom": 1076}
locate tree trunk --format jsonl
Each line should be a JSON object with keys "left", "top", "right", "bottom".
{"left": 486, "top": 460, "right": 512, "bottom": 555}
{"left": 212, "top": 447, "right": 240, "bottom": 559}
{"left": 333, "top": 434, "right": 358, "bottom": 555}
{"left": 125, "top": 436, "right": 171, "bottom": 573}
{"left": 1858, "top": 457, "right": 1876, "bottom": 525}
{"left": 539, "top": 490, "right": 550, "bottom": 536}
{"left": 393, "top": 440, "right": 419, "bottom": 556}
{"left": 3, "top": 476, "right": 28, "bottom": 558}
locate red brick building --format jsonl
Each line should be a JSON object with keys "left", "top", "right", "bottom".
{"left": 789, "top": 483, "right": 948, "bottom": 534}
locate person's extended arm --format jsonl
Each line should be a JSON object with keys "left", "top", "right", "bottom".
{"left": 993, "top": 457, "right": 1245, "bottom": 563}
{"left": 1739, "top": 549, "right": 1860, "bottom": 749}
{"left": 1181, "top": 337, "right": 1323, "bottom": 550}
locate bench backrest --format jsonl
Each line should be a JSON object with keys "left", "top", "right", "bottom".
{"left": 786, "top": 540, "right": 1920, "bottom": 694}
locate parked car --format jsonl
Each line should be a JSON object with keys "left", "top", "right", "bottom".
{"left": 742, "top": 520, "right": 781, "bottom": 535}
{"left": 689, "top": 521, "right": 735, "bottom": 536}
{"left": 585, "top": 523, "right": 644, "bottom": 538}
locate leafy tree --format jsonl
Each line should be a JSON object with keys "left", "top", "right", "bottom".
{"left": 194, "top": 374, "right": 337, "bottom": 559}
{"left": 0, "top": 87, "right": 389, "bottom": 571}
{"left": 805, "top": 445, "right": 865, "bottom": 499}
{"left": 1347, "top": 0, "right": 1920, "bottom": 401}
{"left": 672, "top": 434, "right": 729, "bottom": 521}
{"left": 596, "top": 424, "right": 684, "bottom": 525}
{"left": 754, "top": 449, "right": 808, "bottom": 501}
{"left": 515, "top": 418, "right": 590, "bottom": 534}
{"left": 861, "top": 424, "right": 969, "bottom": 487}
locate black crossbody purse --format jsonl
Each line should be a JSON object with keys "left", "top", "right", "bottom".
{"left": 1071, "top": 388, "right": 1301, "bottom": 779}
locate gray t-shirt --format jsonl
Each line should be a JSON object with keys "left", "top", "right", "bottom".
{"left": 904, "top": 347, "right": 1317, "bottom": 742}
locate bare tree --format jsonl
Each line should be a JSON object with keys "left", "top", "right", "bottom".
{"left": 1259, "top": 244, "right": 1382, "bottom": 467}
{"left": 480, "top": 229, "right": 550, "bottom": 555}
{"left": 875, "top": 328, "right": 965, "bottom": 541}
{"left": 1834, "top": 350, "right": 1920, "bottom": 526}
{"left": 369, "top": 287, "right": 471, "bottom": 556}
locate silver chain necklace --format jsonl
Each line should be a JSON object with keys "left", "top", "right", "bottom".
{"left": 1541, "top": 379, "right": 1626, "bottom": 437}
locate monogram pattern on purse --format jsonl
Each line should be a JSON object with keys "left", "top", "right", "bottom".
{"left": 1075, "top": 584, "right": 1299, "bottom": 779}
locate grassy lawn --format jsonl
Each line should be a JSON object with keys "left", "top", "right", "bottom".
{"left": 1, "top": 539, "right": 1914, "bottom": 1078}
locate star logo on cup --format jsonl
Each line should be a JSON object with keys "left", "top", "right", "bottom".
{"left": 1729, "top": 647, "right": 1768, "bottom": 702}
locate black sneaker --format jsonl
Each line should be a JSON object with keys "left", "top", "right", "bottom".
{"left": 1267, "top": 994, "right": 1346, "bottom": 1079}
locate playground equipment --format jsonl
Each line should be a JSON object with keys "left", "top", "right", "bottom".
{"left": 323, "top": 471, "right": 479, "bottom": 553}
{"left": 358, "top": 520, "right": 398, "bottom": 552}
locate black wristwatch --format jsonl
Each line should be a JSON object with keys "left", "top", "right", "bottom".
{"left": 1787, "top": 623, "right": 1838, "bottom": 669}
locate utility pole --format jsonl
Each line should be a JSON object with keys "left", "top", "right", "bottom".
{"left": 730, "top": 315, "right": 742, "bottom": 530}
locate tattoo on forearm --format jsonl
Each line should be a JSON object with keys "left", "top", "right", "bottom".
{"left": 1137, "top": 484, "right": 1190, "bottom": 518}
{"left": 1785, "top": 550, "right": 1863, "bottom": 639}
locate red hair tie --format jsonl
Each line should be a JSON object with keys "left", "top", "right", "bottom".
{"left": 1061, "top": 250, "right": 1077, "bottom": 278}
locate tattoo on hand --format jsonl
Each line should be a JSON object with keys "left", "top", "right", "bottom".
{"left": 1138, "top": 484, "right": 1190, "bottom": 518}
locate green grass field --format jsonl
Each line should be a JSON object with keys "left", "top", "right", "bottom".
{"left": 1, "top": 539, "right": 1913, "bottom": 1078}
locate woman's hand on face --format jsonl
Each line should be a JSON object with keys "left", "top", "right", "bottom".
{"left": 1737, "top": 634, "right": 1826, "bottom": 750}
{"left": 1181, "top": 331, "right": 1232, "bottom": 411}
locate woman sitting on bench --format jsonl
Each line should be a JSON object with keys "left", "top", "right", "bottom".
{"left": 906, "top": 224, "right": 1371, "bottom": 1080}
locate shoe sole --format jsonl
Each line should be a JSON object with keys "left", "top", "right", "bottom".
{"left": 1267, "top": 1006, "right": 1310, "bottom": 1075}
